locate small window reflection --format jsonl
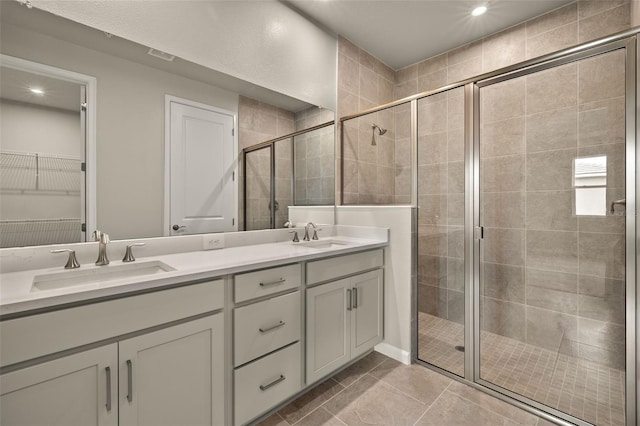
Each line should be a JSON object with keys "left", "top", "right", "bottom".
{"left": 574, "top": 156, "right": 607, "bottom": 216}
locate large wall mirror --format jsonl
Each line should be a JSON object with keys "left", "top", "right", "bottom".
{"left": 0, "top": 2, "right": 336, "bottom": 248}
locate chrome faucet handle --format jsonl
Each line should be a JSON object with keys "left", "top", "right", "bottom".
{"left": 92, "top": 230, "right": 102, "bottom": 241}
{"left": 51, "top": 249, "right": 80, "bottom": 269}
{"left": 123, "top": 243, "right": 145, "bottom": 262}
{"left": 289, "top": 230, "right": 300, "bottom": 243}
{"left": 312, "top": 228, "right": 323, "bottom": 240}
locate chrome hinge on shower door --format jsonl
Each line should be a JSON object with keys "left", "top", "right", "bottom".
{"left": 474, "top": 226, "right": 484, "bottom": 240}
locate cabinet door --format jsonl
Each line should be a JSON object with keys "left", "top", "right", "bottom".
{"left": 350, "top": 269, "right": 384, "bottom": 359}
{"left": 306, "top": 278, "right": 350, "bottom": 385}
{"left": 118, "top": 314, "right": 224, "bottom": 426}
{"left": 0, "top": 344, "right": 118, "bottom": 426}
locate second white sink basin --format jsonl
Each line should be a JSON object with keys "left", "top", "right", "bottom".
{"left": 298, "top": 239, "right": 350, "bottom": 249}
{"left": 32, "top": 260, "right": 176, "bottom": 292}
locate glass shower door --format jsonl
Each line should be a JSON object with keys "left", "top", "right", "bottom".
{"left": 416, "top": 86, "right": 466, "bottom": 376}
{"left": 477, "top": 48, "right": 628, "bottom": 426}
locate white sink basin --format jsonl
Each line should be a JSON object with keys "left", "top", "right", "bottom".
{"left": 31, "top": 261, "right": 176, "bottom": 292}
{"left": 298, "top": 239, "right": 351, "bottom": 249}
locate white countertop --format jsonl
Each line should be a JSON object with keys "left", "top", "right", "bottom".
{"left": 0, "top": 234, "right": 387, "bottom": 317}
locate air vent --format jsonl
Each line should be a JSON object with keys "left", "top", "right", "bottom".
{"left": 147, "top": 48, "right": 175, "bottom": 62}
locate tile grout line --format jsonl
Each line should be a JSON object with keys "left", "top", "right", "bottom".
{"left": 362, "top": 371, "right": 432, "bottom": 407}
{"left": 412, "top": 381, "right": 455, "bottom": 426}
{"left": 314, "top": 356, "right": 389, "bottom": 413}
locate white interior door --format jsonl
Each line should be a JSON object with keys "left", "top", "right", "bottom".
{"left": 168, "top": 97, "right": 235, "bottom": 235}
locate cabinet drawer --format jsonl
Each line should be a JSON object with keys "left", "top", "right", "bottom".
{"left": 306, "top": 249, "right": 383, "bottom": 285}
{"left": 234, "top": 264, "right": 300, "bottom": 303}
{"left": 234, "top": 291, "right": 300, "bottom": 366}
{"left": 234, "top": 342, "right": 301, "bottom": 426}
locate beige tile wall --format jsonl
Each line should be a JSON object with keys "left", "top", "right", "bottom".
{"left": 293, "top": 107, "right": 335, "bottom": 205}
{"left": 338, "top": 36, "right": 397, "bottom": 204}
{"left": 238, "top": 96, "right": 294, "bottom": 230}
{"left": 340, "top": 1, "right": 631, "bottom": 206}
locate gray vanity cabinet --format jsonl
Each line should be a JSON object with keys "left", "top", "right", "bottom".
{"left": 232, "top": 264, "right": 303, "bottom": 425}
{"left": 0, "top": 344, "right": 118, "bottom": 426}
{"left": 118, "top": 315, "right": 224, "bottom": 426}
{"left": 1, "top": 315, "right": 224, "bottom": 426}
{"left": 306, "top": 250, "right": 384, "bottom": 385}
{"left": 0, "top": 280, "right": 225, "bottom": 426}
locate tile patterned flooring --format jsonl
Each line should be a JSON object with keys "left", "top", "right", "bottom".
{"left": 418, "top": 313, "right": 625, "bottom": 426}
{"left": 257, "top": 350, "right": 551, "bottom": 426}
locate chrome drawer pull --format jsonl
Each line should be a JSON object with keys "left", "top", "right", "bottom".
{"left": 259, "top": 278, "right": 286, "bottom": 287}
{"left": 259, "top": 321, "right": 286, "bottom": 333}
{"left": 259, "top": 374, "right": 286, "bottom": 391}
{"left": 353, "top": 287, "right": 358, "bottom": 309}
{"left": 347, "top": 289, "right": 352, "bottom": 311}
{"left": 105, "top": 366, "right": 112, "bottom": 411}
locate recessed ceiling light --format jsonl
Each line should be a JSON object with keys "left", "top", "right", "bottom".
{"left": 472, "top": 5, "right": 487, "bottom": 16}
{"left": 30, "top": 87, "right": 44, "bottom": 95}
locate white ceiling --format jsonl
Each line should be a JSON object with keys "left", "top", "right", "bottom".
{"left": 1, "top": 1, "right": 315, "bottom": 112}
{"left": 286, "top": 0, "right": 574, "bottom": 70}
{"left": 1, "top": 66, "right": 81, "bottom": 112}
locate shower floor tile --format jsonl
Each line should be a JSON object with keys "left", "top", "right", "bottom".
{"left": 417, "top": 312, "right": 626, "bottom": 426}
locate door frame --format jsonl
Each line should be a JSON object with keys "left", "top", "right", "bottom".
{"left": 163, "top": 95, "right": 238, "bottom": 236}
{"left": 0, "top": 54, "right": 97, "bottom": 241}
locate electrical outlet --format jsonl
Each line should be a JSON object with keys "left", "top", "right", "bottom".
{"left": 203, "top": 233, "right": 225, "bottom": 250}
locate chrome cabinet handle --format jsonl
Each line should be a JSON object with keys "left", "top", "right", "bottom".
{"left": 126, "top": 360, "right": 133, "bottom": 402}
{"left": 352, "top": 287, "right": 358, "bottom": 309}
{"left": 105, "top": 366, "right": 112, "bottom": 411}
{"left": 259, "top": 321, "right": 286, "bottom": 333}
{"left": 260, "top": 278, "right": 286, "bottom": 287}
{"left": 259, "top": 374, "right": 285, "bottom": 391}
{"left": 172, "top": 224, "right": 186, "bottom": 231}
{"left": 347, "top": 289, "right": 352, "bottom": 311}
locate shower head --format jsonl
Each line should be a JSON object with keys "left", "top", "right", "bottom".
{"left": 371, "top": 124, "right": 387, "bottom": 146}
{"left": 372, "top": 124, "right": 387, "bottom": 135}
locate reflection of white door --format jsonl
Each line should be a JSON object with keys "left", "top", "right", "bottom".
{"left": 166, "top": 96, "right": 236, "bottom": 236}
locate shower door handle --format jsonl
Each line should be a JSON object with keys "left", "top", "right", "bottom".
{"left": 610, "top": 199, "right": 626, "bottom": 215}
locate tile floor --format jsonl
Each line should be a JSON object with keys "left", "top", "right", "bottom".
{"left": 418, "top": 313, "right": 625, "bottom": 426}
{"left": 257, "top": 350, "right": 553, "bottom": 426}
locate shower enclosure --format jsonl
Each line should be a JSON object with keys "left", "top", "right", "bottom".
{"left": 340, "top": 31, "right": 638, "bottom": 426}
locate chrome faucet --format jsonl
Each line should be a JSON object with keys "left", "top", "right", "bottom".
{"left": 92, "top": 230, "right": 110, "bottom": 266}
{"left": 303, "top": 222, "right": 319, "bottom": 241}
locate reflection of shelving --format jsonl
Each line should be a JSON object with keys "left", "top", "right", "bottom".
{"left": 0, "top": 151, "right": 81, "bottom": 193}
{"left": 0, "top": 218, "right": 81, "bottom": 248}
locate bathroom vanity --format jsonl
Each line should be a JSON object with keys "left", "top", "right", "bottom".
{"left": 0, "top": 226, "right": 388, "bottom": 425}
